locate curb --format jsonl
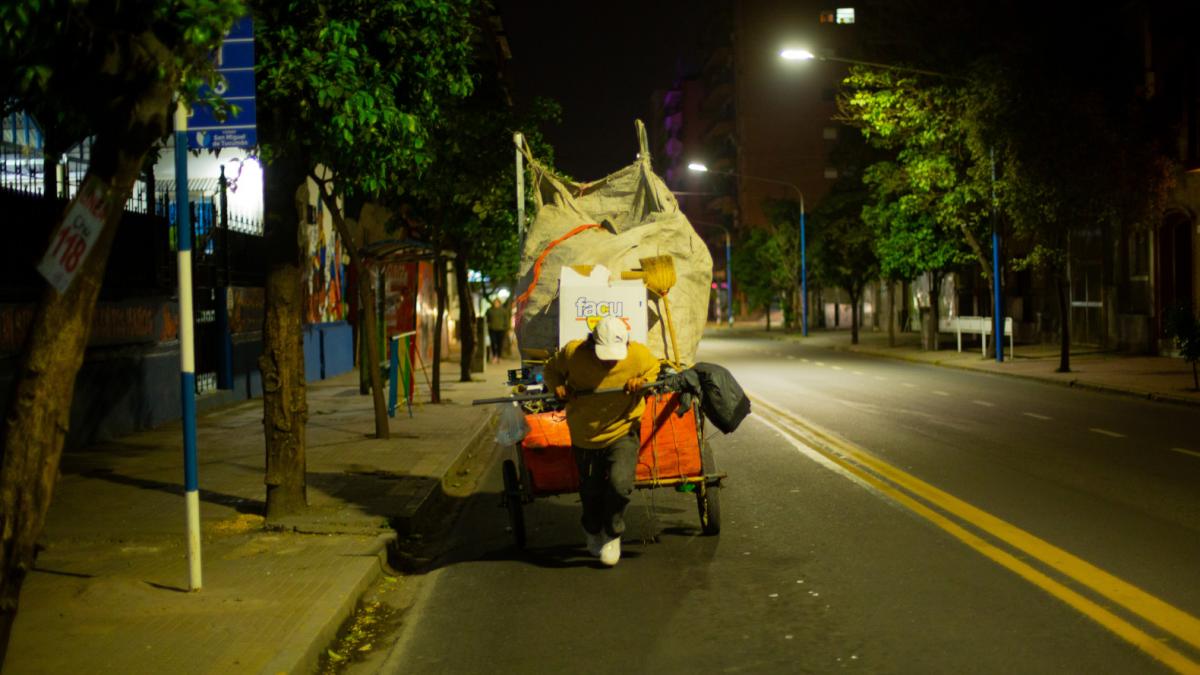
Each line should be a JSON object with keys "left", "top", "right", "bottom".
{"left": 391, "top": 406, "right": 499, "bottom": 536}
{"left": 260, "top": 531, "right": 396, "bottom": 675}
{"left": 752, "top": 330, "right": 1200, "bottom": 409}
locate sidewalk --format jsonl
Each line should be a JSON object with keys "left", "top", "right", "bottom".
{"left": 729, "top": 322, "right": 1200, "bottom": 407}
{"left": 4, "top": 358, "right": 515, "bottom": 675}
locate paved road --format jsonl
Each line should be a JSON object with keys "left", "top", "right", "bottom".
{"left": 381, "top": 334, "right": 1200, "bottom": 674}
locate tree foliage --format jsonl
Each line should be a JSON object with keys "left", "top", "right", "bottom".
{"left": 254, "top": 0, "right": 475, "bottom": 195}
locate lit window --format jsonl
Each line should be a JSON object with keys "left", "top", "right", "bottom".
{"left": 824, "top": 167, "right": 839, "bottom": 179}
{"left": 823, "top": 126, "right": 838, "bottom": 140}
{"left": 819, "top": 10, "right": 835, "bottom": 23}
{"left": 836, "top": 8, "right": 855, "bottom": 24}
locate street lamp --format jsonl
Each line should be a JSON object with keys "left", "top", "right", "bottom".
{"left": 689, "top": 162, "right": 808, "bottom": 336}
{"left": 690, "top": 220, "right": 735, "bottom": 329}
{"left": 781, "top": 48, "right": 1004, "bottom": 362}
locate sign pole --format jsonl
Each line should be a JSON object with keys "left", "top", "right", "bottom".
{"left": 175, "top": 102, "right": 203, "bottom": 591}
{"left": 514, "top": 132, "right": 525, "bottom": 254}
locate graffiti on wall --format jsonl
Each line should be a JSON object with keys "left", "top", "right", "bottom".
{"left": 0, "top": 301, "right": 182, "bottom": 354}
{"left": 303, "top": 195, "right": 347, "bottom": 324}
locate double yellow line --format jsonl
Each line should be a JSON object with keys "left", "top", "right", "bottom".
{"left": 752, "top": 394, "right": 1200, "bottom": 674}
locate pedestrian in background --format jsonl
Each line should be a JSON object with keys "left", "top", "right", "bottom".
{"left": 542, "top": 316, "right": 659, "bottom": 566}
{"left": 485, "top": 299, "right": 510, "bottom": 363}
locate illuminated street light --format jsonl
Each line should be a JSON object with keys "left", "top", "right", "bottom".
{"left": 688, "top": 162, "right": 808, "bottom": 337}
{"left": 779, "top": 48, "right": 815, "bottom": 61}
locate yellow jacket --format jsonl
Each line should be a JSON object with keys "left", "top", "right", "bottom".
{"left": 542, "top": 339, "right": 661, "bottom": 449}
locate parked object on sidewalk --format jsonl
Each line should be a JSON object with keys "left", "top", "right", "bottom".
{"left": 512, "top": 120, "right": 712, "bottom": 366}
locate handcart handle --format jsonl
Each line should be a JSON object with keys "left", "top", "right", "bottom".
{"left": 471, "top": 380, "right": 667, "bottom": 406}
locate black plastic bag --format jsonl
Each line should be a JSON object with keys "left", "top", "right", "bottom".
{"left": 693, "top": 362, "right": 751, "bottom": 433}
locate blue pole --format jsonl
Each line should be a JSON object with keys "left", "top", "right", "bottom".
{"left": 724, "top": 232, "right": 733, "bottom": 328}
{"left": 993, "top": 230, "right": 1003, "bottom": 363}
{"left": 991, "top": 147, "right": 1003, "bottom": 363}
{"left": 174, "top": 103, "right": 202, "bottom": 591}
{"left": 800, "top": 196, "right": 808, "bottom": 337}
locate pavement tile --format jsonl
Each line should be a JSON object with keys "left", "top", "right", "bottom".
{"left": 5, "top": 359, "right": 512, "bottom": 675}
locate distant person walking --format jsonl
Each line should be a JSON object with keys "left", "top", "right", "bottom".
{"left": 485, "top": 299, "right": 510, "bottom": 363}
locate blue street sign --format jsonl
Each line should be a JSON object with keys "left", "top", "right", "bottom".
{"left": 188, "top": 16, "right": 256, "bottom": 149}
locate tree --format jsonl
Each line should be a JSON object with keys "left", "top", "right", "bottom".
{"left": 404, "top": 81, "right": 560, "bottom": 388}
{"left": 811, "top": 183, "right": 880, "bottom": 345}
{"left": 0, "top": 0, "right": 243, "bottom": 662}
{"left": 841, "top": 68, "right": 989, "bottom": 350}
{"left": 732, "top": 227, "right": 793, "bottom": 332}
{"left": 848, "top": 0, "right": 1175, "bottom": 370}
{"left": 751, "top": 200, "right": 803, "bottom": 331}
{"left": 252, "top": 0, "right": 475, "bottom": 514}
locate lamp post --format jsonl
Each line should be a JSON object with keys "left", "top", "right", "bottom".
{"left": 689, "top": 163, "right": 808, "bottom": 336}
{"left": 781, "top": 48, "right": 1004, "bottom": 362}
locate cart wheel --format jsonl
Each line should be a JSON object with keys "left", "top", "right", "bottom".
{"left": 697, "top": 483, "right": 721, "bottom": 535}
{"left": 697, "top": 441, "right": 721, "bottom": 535}
{"left": 501, "top": 459, "right": 527, "bottom": 548}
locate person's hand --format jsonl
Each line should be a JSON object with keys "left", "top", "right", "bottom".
{"left": 555, "top": 385, "right": 571, "bottom": 400}
{"left": 624, "top": 376, "right": 646, "bottom": 394}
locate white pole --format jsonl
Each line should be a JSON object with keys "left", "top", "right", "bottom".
{"left": 514, "top": 132, "right": 525, "bottom": 254}
{"left": 174, "top": 101, "right": 202, "bottom": 591}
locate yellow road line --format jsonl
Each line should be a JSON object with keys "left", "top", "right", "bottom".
{"left": 752, "top": 395, "right": 1200, "bottom": 674}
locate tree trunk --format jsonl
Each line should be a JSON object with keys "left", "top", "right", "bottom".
{"left": 926, "top": 271, "right": 944, "bottom": 352}
{"left": 454, "top": 255, "right": 476, "bottom": 383}
{"left": 850, "top": 288, "right": 861, "bottom": 345}
{"left": 259, "top": 157, "right": 309, "bottom": 519}
{"left": 765, "top": 298, "right": 772, "bottom": 332}
{"left": 887, "top": 279, "right": 896, "bottom": 347}
{"left": 1056, "top": 270, "right": 1072, "bottom": 373}
{"left": 0, "top": 51, "right": 177, "bottom": 660}
{"left": 313, "top": 184, "right": 388, "bottom": 438}
{"left": 900, "top": 279, "right": 910, "bottom": 332}
{"left": 432, "top": 256, "right": 448, "bottom": 403}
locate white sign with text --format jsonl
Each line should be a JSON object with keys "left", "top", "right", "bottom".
{"left": 38, "top": 178, "right": 108, "bottom": 294}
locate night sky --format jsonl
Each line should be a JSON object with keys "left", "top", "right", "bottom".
{"left": 498, "top": 1, "right": 714, "bottom": 179}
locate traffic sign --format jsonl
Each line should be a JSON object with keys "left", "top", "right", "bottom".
{"left": 188, "top": 16, "right": 257, "bottom": 149}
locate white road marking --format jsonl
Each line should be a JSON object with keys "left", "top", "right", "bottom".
{"left": 972, "top": 400, "right": 995, "bottom": 407}
{"left": 1089, "top": 428, "right": 1126, "bottom": 439}
{"left": 1023, "top": 412, "right": 1052, "bottom": 420}
{"left": 932, "top": 390, "right": 950, "bottom": 397}
{"left": 1169, "top": 448, "right": 1200, "bottom": 459}
{"left": 832, "top": 366, "right": 844, "bottom": 371}
{"left": 874, "top": 376, "right": 887, "bottom": 381}
{"left": 816, "top": 361, "right": 826, "bottom": 367}
{"left": 801, "top": 358, "right": 810, "bottom": 363}
{"left": 853, "top": 371, "right": 865, "bottom": 376}
{"left": 902, "top": 382, "right": 917, "bottom": 388}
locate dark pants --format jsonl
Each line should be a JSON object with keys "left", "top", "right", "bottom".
{"left": 488, "top": 329, "right": 505, "bottom": 359}
{"left": 574, "top": 430, "right": 639, "bottom": 538}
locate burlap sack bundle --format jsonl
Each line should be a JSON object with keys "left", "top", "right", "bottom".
{"left": 514, "top": 121, "right": 713, "bottom": 365}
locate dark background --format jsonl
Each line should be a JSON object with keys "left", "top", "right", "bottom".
{"left": 498, "top": 0, "right": 715, "bottom": 178}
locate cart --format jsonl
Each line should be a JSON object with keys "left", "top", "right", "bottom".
{"left": 497, "top": 376, "right": 725, "bottom": 548}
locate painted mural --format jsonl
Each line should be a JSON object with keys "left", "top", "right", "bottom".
{"left": 303, "top": 194, "right": 347, "bottom": 324}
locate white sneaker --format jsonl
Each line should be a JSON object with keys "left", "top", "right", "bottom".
{"left": 585, "top": 530, "right": 605, "bottom": 557}
{"left": 599, "top": 536, "right": 621, "bottom": 567}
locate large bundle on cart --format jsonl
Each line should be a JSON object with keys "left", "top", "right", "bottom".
{"left": 514, "top": 120, "right": 713, "bottom": 365}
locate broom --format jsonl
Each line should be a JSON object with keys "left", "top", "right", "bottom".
{"left": 622, "top": 255, "right": 681, "bottom": 366}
